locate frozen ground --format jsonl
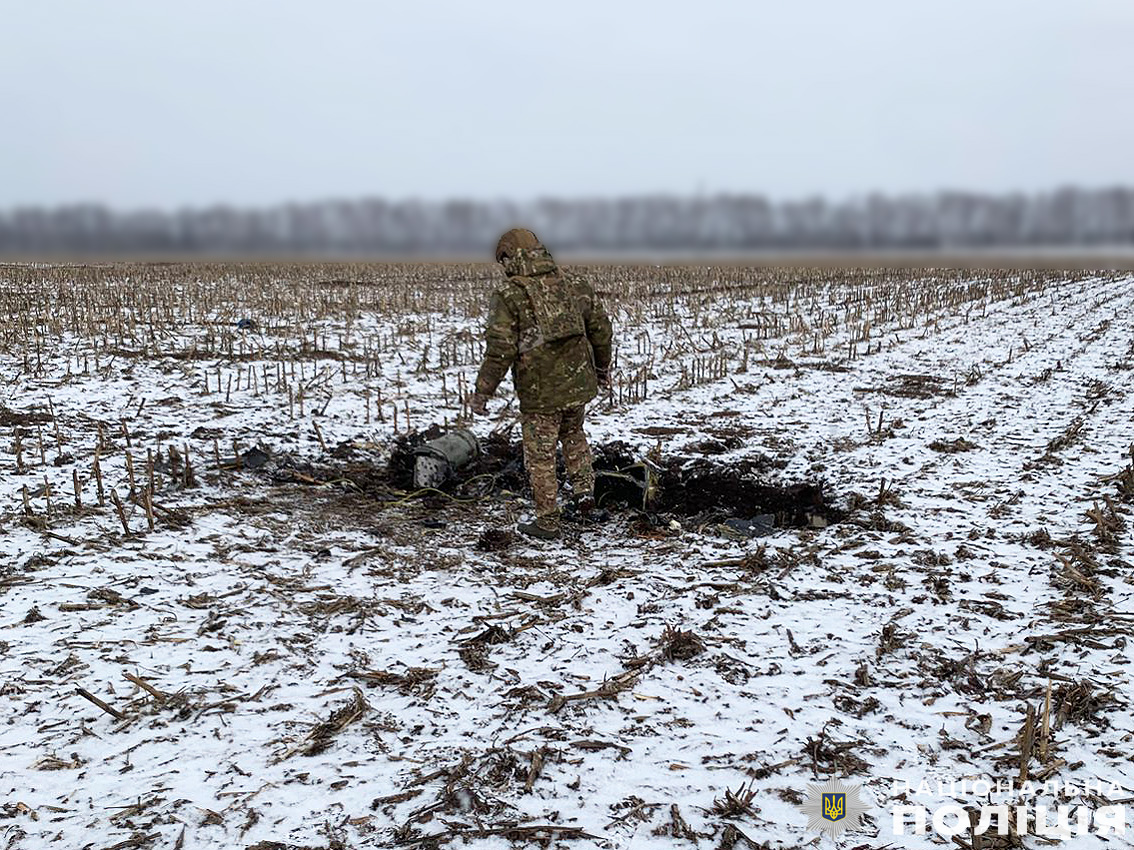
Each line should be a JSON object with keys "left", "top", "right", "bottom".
{"left": 0, "top": 264, "right": 1131, "bottom": 849}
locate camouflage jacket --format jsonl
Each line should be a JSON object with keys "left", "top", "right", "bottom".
{"left": 475, "top": 266, "right": 612, "bottom": 414}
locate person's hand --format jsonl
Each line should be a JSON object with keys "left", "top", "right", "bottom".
{"left": 596, "top": 369, "right": 611, "bottom": 389}
{"left": 469, "top": 393, "right": 488, "bottom": 416}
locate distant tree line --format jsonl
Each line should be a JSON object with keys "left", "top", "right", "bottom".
{"left": 3, "top": 187, "right": 1134, "bottom": 256}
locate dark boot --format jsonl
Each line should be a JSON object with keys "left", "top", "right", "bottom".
{"left": 518, "top": 518, "right": 561, "bottom": 540}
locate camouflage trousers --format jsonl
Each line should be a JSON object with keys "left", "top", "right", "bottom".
{"left": 521, "top": 406, "right": 595, "bottom": 527}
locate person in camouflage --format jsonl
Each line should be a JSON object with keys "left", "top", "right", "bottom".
{"left": 471, "top": 228, "right": 613, "bottom": 540}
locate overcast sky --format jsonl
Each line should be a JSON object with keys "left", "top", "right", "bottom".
{"left": 2, "top": 0, "right": 1132, "bottom": 208}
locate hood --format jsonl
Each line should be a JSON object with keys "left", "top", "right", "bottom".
{"left": 502, "top": 245, "right": 559, "bottom": 279}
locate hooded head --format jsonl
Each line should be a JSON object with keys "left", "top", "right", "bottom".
{"left": 495, "top": 228, "right": 557, "bottom": 277}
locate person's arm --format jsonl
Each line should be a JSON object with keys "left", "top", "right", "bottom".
{"left": 474, "top": 290, "right": 518, "bottom": 400}
{"left": 584, "top": 283, "right": 613, "bottom": 383}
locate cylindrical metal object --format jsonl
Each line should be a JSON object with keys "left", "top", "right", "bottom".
{"left": 413, "top": 429, "right": 481, "bottom": 488}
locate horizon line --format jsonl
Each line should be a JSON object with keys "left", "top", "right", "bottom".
{"left": 3, "top": 184, "right": 1134, "bottom": 214}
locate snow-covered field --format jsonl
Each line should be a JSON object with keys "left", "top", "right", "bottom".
{"left": 1, "top": 263, "right": 1132, "bottom": 849}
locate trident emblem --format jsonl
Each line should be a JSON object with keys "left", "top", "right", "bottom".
{"left": 822, "top": 793, "right": 846, "bottom": 822}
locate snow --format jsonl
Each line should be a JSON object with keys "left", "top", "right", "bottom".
{"left": 1, "top": 265, "right": 1132, "bottom": 848}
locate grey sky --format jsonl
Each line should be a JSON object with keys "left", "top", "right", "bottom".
{"left": 2, "top": 0, "right": 1132, "bottom": 208}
